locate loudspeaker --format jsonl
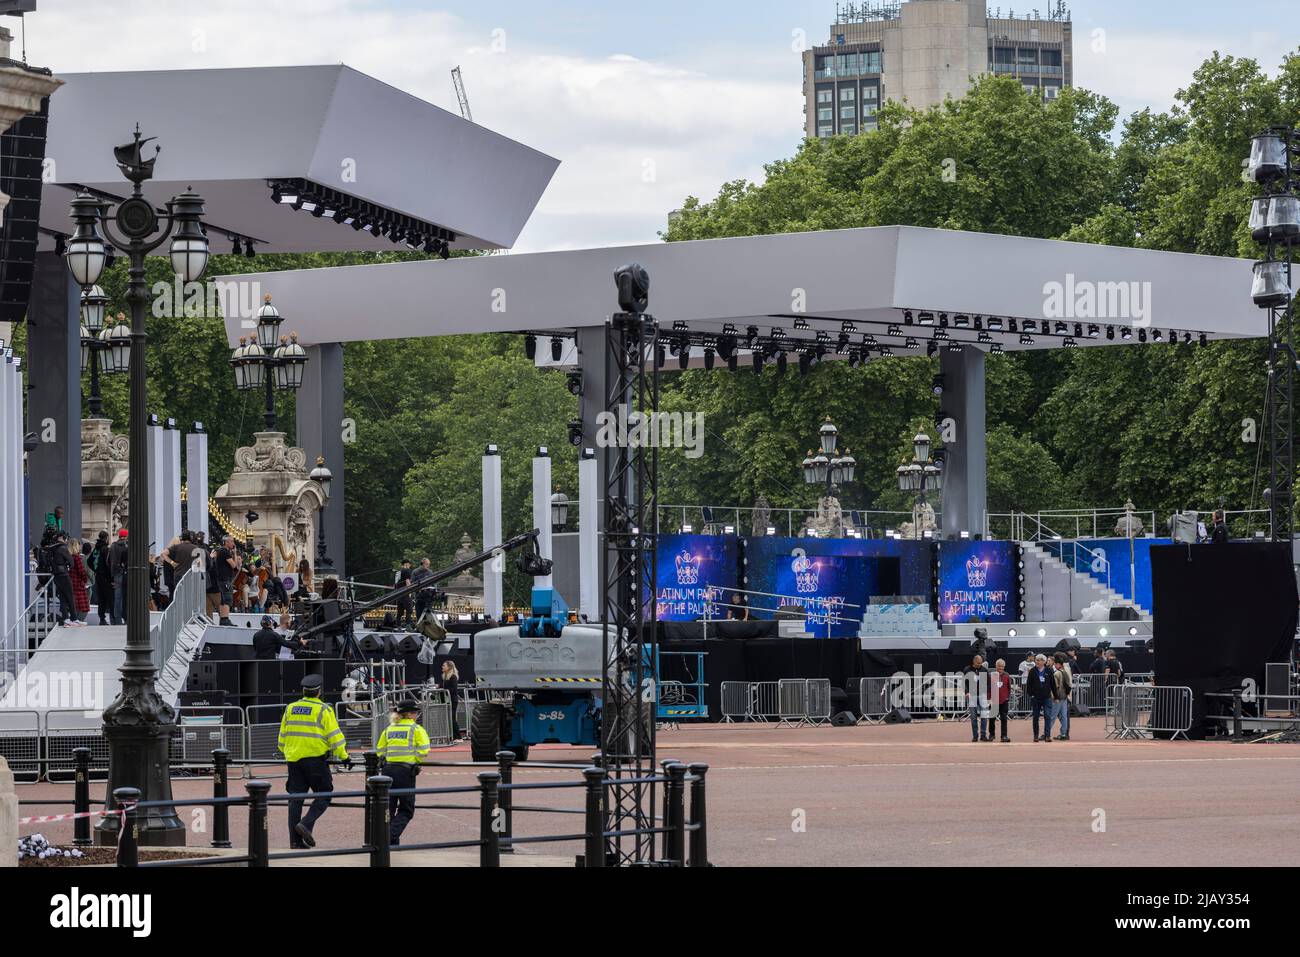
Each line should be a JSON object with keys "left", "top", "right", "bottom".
{"left": 388, "top": 633, "right": 422, "bottom": 655}
{"left": 884, "top": 707, "right": 913, "bottom": 724}
{"left": 830, "top": 711, "right": 857, "bottom": 727}
{"left": 1109, "top": 605, "right": 1140, "bottom": 622}
{"left": 357, "top": 633, "right": 387, "bottom": 655}
{"left": 829, "top": 686, "right": 852, "bottom": 716}
{"left": 0, "top": 99, "right": 49, "bottom": 325}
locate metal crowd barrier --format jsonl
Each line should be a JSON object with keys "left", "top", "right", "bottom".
{"left": 171, "top": 706, "right": 246, "bottom": 766}
{"left": 715, "top": 678, "right": 830, "bottom": 725}
{"left": 1107, "top": 684, "right": 1193, "bottom": 739}
{"left": 0, "top": 709, "right": 41, "bottom": 775}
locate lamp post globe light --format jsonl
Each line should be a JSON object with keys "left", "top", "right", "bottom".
{"left": 897, "top": 431, "right": 943, "bottom": 540}
{"left": 229, "top": 295, "right": 309, "bottom": 430}
{"left": 64, "top": 128, "right": 210, "bottom": 847}
{"left": 801, "top": 417, "right": 855, "bottom": 535}
{"left": 309, "top": 456, "right": 334, "bottom": 576}
{"left": 551, "top": 491, "right": 570, "bottom": 531}
{"left": 78, "top": 287, "right": 122, "bottom": 416}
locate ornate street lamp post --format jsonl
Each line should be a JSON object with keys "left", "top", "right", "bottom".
{"left": 65, "top": 129, "right": 210, "bottom": 847}
{"left": 77, "top": 285, "right": 125, "bottom": 415}
{"left": 229, "top": 295, "right": 308, "bottom": 430}
{"left": 897, "top": 432, "right": 943, "bottom": 540}
{"left": 800, "top": 416, "right": 855, "bottom": 535}
{"left": 309, "top": 456, "right": 334, "bottom": 576}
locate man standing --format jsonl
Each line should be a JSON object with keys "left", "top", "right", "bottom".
{"left": 991, "top": 658, "right": 1013, "bottom": 742}
{"left": 1052, "top": 653, "right": 1073, "bottom": 741}
{"left": 1025, "top": 654, "right": 1054, "bottom": 742}
{"left": 962, "top": 654, "right": 992, "bottom": 742}
{"left": 375, "top": 699, "right": 431, "bottom": 846}
{"left": 278, "top": 673, "right": 352, "bottom": 848}
{"left": 90, "top": 531, "right": 114, "bottom": 626}
{"left": 109, "top": 529, "right": 130, "bottom": 625}
{"left": 412, "top": 558, "right": 435, "bottom": 623}
{"left": 214, "top": 535, "right": 241, "bottom": 626}
{"left": 253, "top": 615, "right": 303, "bottom": 660}
{"left": 394, "top": 558, "right": 414, "bottom": 627}
{"left": 48, "top": 533, "right": 81, "bottom": 627}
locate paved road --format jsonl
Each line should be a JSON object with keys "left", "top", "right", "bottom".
{"left": 15, "top": 718, "right": 1300, "bottom": 866}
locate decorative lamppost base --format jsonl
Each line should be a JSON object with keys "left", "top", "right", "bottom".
{"left": 93, "top": 722, "right": 186, "bottom": 847}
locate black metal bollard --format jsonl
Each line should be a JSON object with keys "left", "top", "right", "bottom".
{"left": 496, "top": 751, "right": 515, "bottom": 854}
{"left": 245, "top": 781, "right": 271, "bottom": 867}
{"left": 114, "top": 787, "right": 141, "bottom": 867}
{"left": 367, "top": 775, "right": 392, "bottom": 867}
{"left": 1233, "top": 691, "right": 1244, "bottom": 741}
{"left": 663, "top": 762, "right": 687, "bottom": 866}
{"left": 582, "top": 766, "right": 606, "bottom": 868}
{"left": 687, "top": 763, "right": 710, "bottom": 867}
{"left": 211, "top": 748, "right": 232, "bottom": 849}
{"left": 362, "top": 750, "right": 380, "bottom": 848}
{"left": 478, "top": 771, "right": 501, "bottom": 868}
{"left": 72, "top": 748, "right": 91, "bottom": 847}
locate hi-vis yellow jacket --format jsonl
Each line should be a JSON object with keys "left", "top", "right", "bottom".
{"left": 376, "top": 718, "right": 431, "bottom": 765}
{"left": 278, "top": 695, "right": 350, "bottom": 762}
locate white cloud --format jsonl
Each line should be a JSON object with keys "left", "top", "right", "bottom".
{"left": 34, "top": 0, "right": 800, "bottom": 252}
{"left": 1073, "top": 26, "right": 1294, "bottom": 118}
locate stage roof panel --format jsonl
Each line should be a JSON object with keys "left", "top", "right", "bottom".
{"left": 219, "top": 226, "right": 1263, "bottom": 356}
{"left": 39, "top": 64, "right": 559, "bottom": 253}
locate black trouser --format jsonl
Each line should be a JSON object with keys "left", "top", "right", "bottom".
{"left": 995, "top": 701, "right": 1010, "bottom": 739}
{"left": 286, "top": 756, "right": 333, "bottom": 846}
{"left": 396, "top": 595, "right": 413, "bottom": 625}
{"left": 414, "top": 593, "right": 433, "bottom": 621}
{"left": 1031, "top": 697, "right": 1051, "bottom": 739}
{"left": 52, "top": 573, "right": 77, "bottom": 623}
{"left": 384, "top": 762, "right": 418, "bottom": 845}
{"left": 96, "top": 577, "right": 114, "bottom": 624}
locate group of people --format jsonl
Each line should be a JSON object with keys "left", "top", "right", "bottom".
{"left": 33, "top": 509, "right": 129, "bottom": 627}
{"left": 393, "top": 557, "right": 440, "bottom": 627}
{"left": 963, "top": 646, "right": 1127, "bottom": 743}
{"left": 278, "top": 661, "right": 463, "bottom": 849}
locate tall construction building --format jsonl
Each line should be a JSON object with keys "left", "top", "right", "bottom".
{"left": 802, "top": 0, "right": 1073, "bottom": 138}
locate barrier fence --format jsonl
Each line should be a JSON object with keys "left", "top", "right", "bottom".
{"left": 1106, "top": 685, "right": 1193, "bottom": 739}
{"left": 1, "top": 692, "right": 456, "bottom": 781}
{"left": 720, "top": 679, "right": 831, "bottom": 725}
{"left": 18, "top": 747, "right": 712, "bottom": 868}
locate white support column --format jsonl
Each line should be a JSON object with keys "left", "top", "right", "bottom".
{"left": 482, "top": 446, "right": 503, "bottom": 619}
{"left": 578, "top": 447, "right": 598, "bottom": 621}
{"left": 146, "top": 417, "right": 164, "bottom": 555}
{"left": 185, "top": 425, "right": 209, "bottom": 537}
{"left": 531, "top": 447, "right": 553, "bottom": 591}
{"left": 0, "top": 352, "right": 20, "bottom": 646}
{"left": 163, "top": 419, "right": 182, "bottom": 549}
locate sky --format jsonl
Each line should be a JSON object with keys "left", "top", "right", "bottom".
{"left": 23, "top": 0, "right": 1298, "bottom": 252}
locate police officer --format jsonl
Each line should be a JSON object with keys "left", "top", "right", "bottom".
{"left": 278, "top": 673, "right": 352, "bottom": 848}
{"left": 375, "top": 699, "right": 431, "bottom": 846}
{"left": 253, "top": 615, "right": 304, "bottom": 660}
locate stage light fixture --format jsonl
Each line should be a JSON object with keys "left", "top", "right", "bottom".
{"left": 753, "top": 351, "right": 765, "bottom": 373}
{"left": 879, "top": 347, "right": 894, "bottom": 358}
{"left": 794, "top": 318, "right": 810, "bottom": 330}
{"left": 551, "top": 336, "right": 564, "bottom": 361}
{"left": 954, "top": 314, "right": 970, "bottom": 328}
{"left": 1138, "top": 329, "right": 1148, "bottom": 343}
{"left": 918, "top": 312, "right": 935, "bottom": 326}
{"left": 934, "top": 329, "right": 950, "bottom": 341}
{"left": 673, "top": 321, "right": 688, "bottom": 332}
{"left": 567, "top": 419, "right": 584, "bottom": 447}
{"left": 703, "top": 347, "right": 715, "bottom": 371}
{"left": 727, "top": 353, "right": 738, "bottom": 372}
{"left": 1022, "top": 320, "right": 1036, "bottom": 333}
{"left": 1087, "top": 324, "right": 1100, "bottom": 339}
{"left": 988, "top": 317, "right": 1004, "bottom": 331}
{"left": 938, "top": 313, "right": 950, "bottom": 327}
{"left": 887, "top": 325, "right": 902, "bottom": 337}
{"left": 244, "top": 240, "right": 256, "bottom": 259}
{"left": 524, "top": 334, "right": 537, "bottom": 360}
{"left": 931, "top": 375, "right": 945, "bottom": 397}
{"left": 1106, "top": 326, "right": 1115, "bottom": 341}
{"left": 1063, "top": 337, "right": 1078, "bottom": 349}
{"left": 1121, "top": 327, "right": 1132, "bottom": 341}
{"left": 990, "top": 343, "right": 1004, "bottom": 355}
{"left": 1152, "top": 329, "right": 1163, "bottom": 342}
{"left": 565, "top": 370, "right": 584, "bottom": 396}
{"left": 1020, "top": 335, "right": 1035, "bottom": 345}
{"left": 927, "top": 342, "right": 938, "bottom": 358}
{"left": 678, "top": 348, "right": 690, "bottom": 370}
{"left": 231, "top": 235, "right": 241, "bottom": 255}
{"left": 978, "top": 332, "right": 993, "bottom": 344}
{"left": 837, "top": 332, "right": 850, "bottom": 352}
{"left": 798, "top": 351, "right": 812, "bottom": 376}
{"left": 904, "top": 310, "right": 915, "bottom": 325}
{"left": 1008, "top": 319, "right": 1018, "bottom": 333}
{"left": 776, "top": 352, "right": 788, "bottom": 375}
{"left": 946, "top": 344, "right": 962, "bottom": 354}
{"left": 1199, "top": 334, "right": 1208, "bottom": 347}
{"left": 746, "top": 325, "right": 760, "bottom": 348}
{"left": 904, "top": 338, "right": 919, "bottom": 350}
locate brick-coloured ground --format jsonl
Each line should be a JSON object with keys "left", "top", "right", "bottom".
{"left": 15, "top": 718, "right": 1300, "bottom": 866}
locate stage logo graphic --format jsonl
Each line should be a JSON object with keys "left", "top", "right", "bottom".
{"left": 675, "top": 550, "right": 701, "bottom": 586}
{"left": 966, "top": 557, "right": 989, "bottom": 589}
{"left": 792, "top": 549, "right": 819, "bottom": 594}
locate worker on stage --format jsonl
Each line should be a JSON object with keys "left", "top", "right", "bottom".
{"left": 375, "top": 699, "right": 431, "bottom": 846}
{"left": 279, "top": 673, "right": 352, "bottom": 848}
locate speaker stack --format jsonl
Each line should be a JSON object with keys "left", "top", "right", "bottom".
{"left": 0, "top": 96, "right": 50, "bottom": 325}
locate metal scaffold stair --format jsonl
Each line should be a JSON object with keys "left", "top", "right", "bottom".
{"left": 154, "top": 615, "right": 210, "bottom": 707}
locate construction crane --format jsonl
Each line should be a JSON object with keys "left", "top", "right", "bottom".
{"left": 451, "top": 66, "right": 472, "bottom": 123}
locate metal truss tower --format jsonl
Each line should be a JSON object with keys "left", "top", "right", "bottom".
{"left": 599, "top": 266, "right": 660, "bottom": 865}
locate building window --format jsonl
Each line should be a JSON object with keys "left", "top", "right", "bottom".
{"left": 863, "top": 104, "right": 878, "bottom": 117}
{"left": 841, "top": 106, "right": 856, "bottom": 120}
{"left": 841, "top": 124, "right": 857, "bottom": 135}
{"left": 840, "top": 87, "right": 856, "bottom": 101}
{"left": 1044, "top": 85, "right": 1060, "bottom": 100}
{"left": 1023, "top": 83, "right": 1039, "bottom": 96}
{"left": 817, "top": 88, "right": 834, "bottom": 104}
{"left": 819, "top": 108, "right": 833, "bottom": 121}
{"left": 818, "top": 126, "right": 834, "bottom": 138}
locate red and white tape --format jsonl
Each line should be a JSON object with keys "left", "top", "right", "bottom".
{"left": 20, "top": 806, "right": 131, "bottom": 826}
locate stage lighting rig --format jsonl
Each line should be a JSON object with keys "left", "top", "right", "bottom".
{"left": 565, "top": 369, "right": 584, "bottom": 396}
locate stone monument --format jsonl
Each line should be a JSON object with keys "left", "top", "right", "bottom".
{"left": 214, "top": 432, "right": 326, "bottom": 568}
{"left": 80, "top": 418, "right": 129, "bottom": 539}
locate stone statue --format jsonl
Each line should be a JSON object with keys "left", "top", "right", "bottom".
{"left": 750, "top": 495, "right": 772, "bottom": 537}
